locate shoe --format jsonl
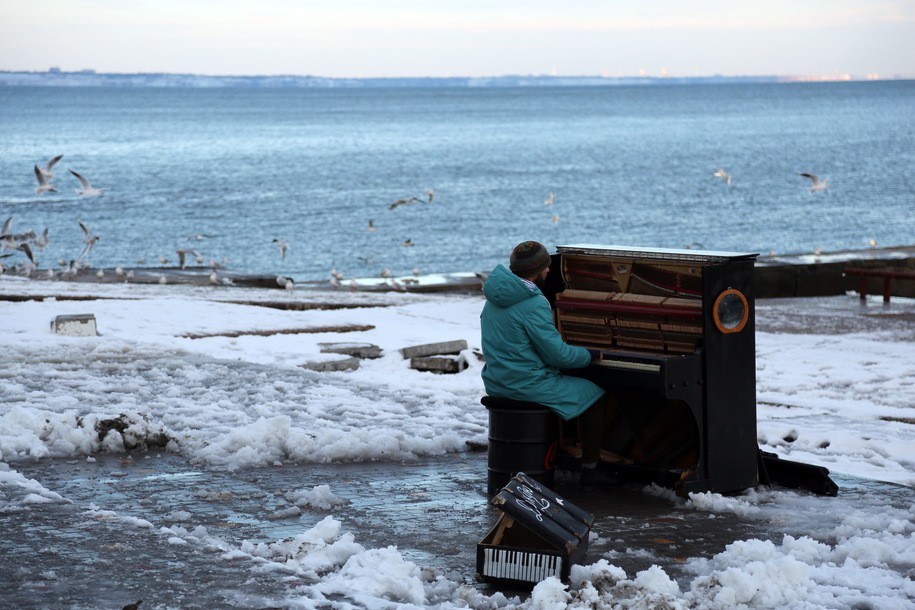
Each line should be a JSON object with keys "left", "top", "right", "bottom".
{"left": 579, "top": 466, "right": 624, "bottom": 491}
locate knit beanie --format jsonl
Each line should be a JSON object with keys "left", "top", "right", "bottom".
{"left": 509, "top": 241, "right": 551, "bottom": 276}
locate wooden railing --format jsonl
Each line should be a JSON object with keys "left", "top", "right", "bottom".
{"left": 843, "top": 268, "right": 915, "bottom": 303}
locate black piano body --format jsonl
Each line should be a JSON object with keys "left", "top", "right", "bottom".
{"left": 543, "top": 244, "right": 760, "bottom": 496}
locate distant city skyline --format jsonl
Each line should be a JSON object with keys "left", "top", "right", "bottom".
{"left": 1, "top": 1, "right": 913, "bottom": 79}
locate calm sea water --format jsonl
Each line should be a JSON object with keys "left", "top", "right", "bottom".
{"left": 1, "top": 82, "right": 913, "bottom": 282}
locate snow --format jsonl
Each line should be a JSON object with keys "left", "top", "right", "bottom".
{"left": 1, "top": 279, "right": 913, "bottom": 608}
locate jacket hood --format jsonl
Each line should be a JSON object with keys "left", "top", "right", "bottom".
{"left": 483, "top": 264, "right": 540, "bottom": 308}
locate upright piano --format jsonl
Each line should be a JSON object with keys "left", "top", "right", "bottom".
{"left": 543, "top": 244, "right": 760, "bottom": 496}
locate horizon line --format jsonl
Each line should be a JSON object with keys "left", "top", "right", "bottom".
{"left": 2, "top": 67, "right": 914, "bottom": 83}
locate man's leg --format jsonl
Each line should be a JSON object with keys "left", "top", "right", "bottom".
{"left": 579, "top": 394, "right": 623, "bottom": 490}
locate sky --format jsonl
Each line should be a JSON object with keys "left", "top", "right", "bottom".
{"left": 1, "top": 1, "right": 914, "bottom": 78}
{"left": 1, "top": 279, "right": 913, "bottom": 607}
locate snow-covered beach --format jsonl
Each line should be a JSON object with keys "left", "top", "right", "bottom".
{"left": 1, "top": 277, "right": 913, "bottom": 608}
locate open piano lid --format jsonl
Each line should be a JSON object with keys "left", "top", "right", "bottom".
{"left": 557, "top": 244, "right": 759, "bottom": 263}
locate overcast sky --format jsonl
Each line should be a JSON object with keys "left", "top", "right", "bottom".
{"left": 2, "top": 1, "right": 913, "bottom": 78}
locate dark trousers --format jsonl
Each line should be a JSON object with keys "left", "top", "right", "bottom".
{"left": 579, "top": 393, "right": 619, "bottom": 464}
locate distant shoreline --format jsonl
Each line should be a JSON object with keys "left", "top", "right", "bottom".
{"left": 1, "top": 69, "right": 911, "bottom": 89}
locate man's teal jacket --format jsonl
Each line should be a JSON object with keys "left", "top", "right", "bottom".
{"left": 480, "top": 264, "right": 604, "bottom": 420}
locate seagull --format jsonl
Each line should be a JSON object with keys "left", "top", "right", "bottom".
{"left": 77, "top": 221, "right": 100, "bottom": 261}
{"left": 34, "top": 165, "right": 57, "bottom": 195}
{"left": 69, "top": 169, "right": 103, "bottom": 196}
{"left": 15, "top": 242, "right": 35, "bottom": 264}
{"left": 176, "top": 248, "right": 201, "bottom": 269}
{"left": 798, "top": 173, "right": 829, "bottom": 192}
{"left": 388, "top": 196, "right": 423, "bottom": 210}
{"left": 401, "top": 238, "right": 414, "bottom": 247}
{"left": 544, "top": 192, "right": 554, "bottom": 206}
{"left": 32, "top": 228, "right": 49, "bottom": 251}
{"left": 367, "top": 219, "right": 376, "bottom": 232}
{"left": 1, "top": 217, "right": 12, "bottom": 237}
{"left": 685, "top": 242, "right": 705, "bottom": 250}
{"left": 38, "top": 154, "right": 63, "bottom": 180}
{"left": 551, "top": 214, "right": 560, "bottom": 225}
{"left": 185, "top": 233, "right": 210, "bottom": 242}
{"left": 272, "top": 238, "right": 289, "bottom": 260}
{"left": 2, "top": 230, "right": 35, "bottom": 246}
{"left": 425, "top": 190, "right": 435, "bottom": 203}
{"left": 714, "top": 168, "right": 731, "bottom": 187}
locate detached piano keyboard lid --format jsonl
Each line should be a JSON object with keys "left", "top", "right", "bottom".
{"left": 477, "top": 473, "right": 594, "bottom": 586}
{"left": 556, "top": 243, "right": 758, "bottom": 263}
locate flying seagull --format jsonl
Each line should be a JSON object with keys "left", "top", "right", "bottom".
{"left": 38, "top": 154, "right": 63, "bottom": 180}
{"left": 70, "top": 169, "right": 103, "bottom": 196}
{"left": 176, "top": 248, "right": 201, "bottom": 269}
{"left": 34, "top": 165, "right": 57, "bottom": 195}
{"left": 714, "top": 168, "right": 732, "bottom": 187}
{"left": 798, "top": 173, "right": 829, "bottom": 192}
{"left": 32, "top": 227, "right": 49, "bottom": 251}
{"left": 272, "top": 238, "right": 289, "bottom": 260}
{"left": 544, "top": 192, "right": 554, "bottom": 206}
{"left": 10, "top": 242, "right": 35, "bottom": 264}
{"left": 77, "top": 221, "right": 100, "bottom": 261}
{"left": 388, "top": 196, "right": 424, "bottom": 210}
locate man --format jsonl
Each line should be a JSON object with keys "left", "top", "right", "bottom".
{"left": 480, "top": 240, "right": 619, "bottom": 490}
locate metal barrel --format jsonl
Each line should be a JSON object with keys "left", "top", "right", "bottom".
{"left": 486, "top": 403, "right": 558, "bottom": 497}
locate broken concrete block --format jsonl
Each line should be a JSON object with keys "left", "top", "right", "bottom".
{"left": 410, "top": 354, "right": 469, "bottom": 374}
{"left": 319, "top": 342, "right": 383, "bottom": 359}
{"left": 299, "top": 356, "right": 361, "bottom": 372}
{"left": 400, "top": 339, "right": 468, "bottom": 359}
{"left": 51, "top": 314, "right": 98, "bottom": 336}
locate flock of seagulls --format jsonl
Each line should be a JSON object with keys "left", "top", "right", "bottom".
{"left": 4, "top": 150, "right": 852, "bottom": 285}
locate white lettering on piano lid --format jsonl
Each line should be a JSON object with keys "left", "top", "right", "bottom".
{"left": 514, "top": 484, "right": 551, "bottom": 522}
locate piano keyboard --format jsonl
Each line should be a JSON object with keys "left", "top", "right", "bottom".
{"left": 594, "top": 358, "right": 661, "bottom": 373}
{"left": 482, "top": 547, "right": 563, "bottom": 582}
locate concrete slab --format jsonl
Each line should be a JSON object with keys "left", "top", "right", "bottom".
{"left": 50, "top": 313, "right": 98, "bottom": 336}
{"left": 410, "top": 354, "right": 470, "bottom": 374}
{"left": 400, "top": 340, "right": 468, "bottom": 359}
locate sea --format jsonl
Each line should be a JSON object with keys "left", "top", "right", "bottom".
{"left": 1, "top": 81, "right": 913, "bottom": 283}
